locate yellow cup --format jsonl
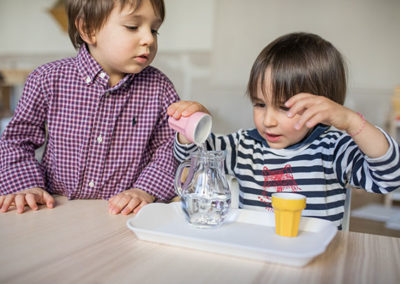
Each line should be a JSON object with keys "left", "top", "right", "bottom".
{"left": 271, "top": 193, "right": 306, "bottom": 237}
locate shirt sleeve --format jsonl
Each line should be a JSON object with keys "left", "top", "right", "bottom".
{"left": 173, "top": 130, "right": 243, "bottom": 176}
{"left": 132, "top": 80, "right": 179, "bottom": 201}
{"left": 0, "top": 70, "right": 47, "bottom": 194}
{"left": 334, "top": 127, "right": 400, "bottom": 194}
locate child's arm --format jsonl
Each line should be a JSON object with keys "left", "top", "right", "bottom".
{"left": 285, "top": 93, "right": 389, "bottom": 158}
{"left": 0, "top": 187, "right": 55, "bottom": 214}
{"left": 286, "top": 93, "right": 400, "bottom": 194}
{"left": 0, "top": 70, "right": 48, "bottom": 196}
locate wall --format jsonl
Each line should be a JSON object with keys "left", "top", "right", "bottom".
{"left": 211, "top": 0, "right": 400, "bottom": 90}
{"left": 1, "top": 0, "right": 400, "bottom": 133}
{"left": 0, "top": 0, "right": 214, "bottom": 54}
{"left": 0, "top": 0, "right": 74, "bottom": 55}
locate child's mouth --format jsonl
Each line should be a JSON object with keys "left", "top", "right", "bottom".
{"left": 135, "top": 55, "right": 149, "bottom": 63}
{"left": 266, "top": 132, "right": 281, "bottom": 142}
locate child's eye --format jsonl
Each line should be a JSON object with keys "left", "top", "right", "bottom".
{"left": 151, "top": 29, "right": 159, "bottom": 35}
{"left": 254, "top": 103, "right": 265, "bottom": 108}
{"left": 279, "top": 106, "right": 290, "bottom": 112}
{"left": 125, "top": 26, "right": 138, "bottom": 30}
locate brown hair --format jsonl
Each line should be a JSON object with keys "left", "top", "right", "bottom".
{"left": 247, "top": 32, "right": 347, "bottom": 106}
{"left": 66, "top": 0, "right": 165, "bottom": 49}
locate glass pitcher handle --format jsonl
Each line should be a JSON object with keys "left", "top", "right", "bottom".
{"left": 174, "top": 160, "right": 191, "bottom": 196}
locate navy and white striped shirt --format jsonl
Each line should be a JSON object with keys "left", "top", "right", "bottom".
{"left": 174, "top": 125, "right": 400, "bottom": 228}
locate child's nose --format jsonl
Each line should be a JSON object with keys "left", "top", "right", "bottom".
{"left": 263, "top": 109, "right": 278, "bottom": 127}
{"left": 140, "top": 29, "right": 156, "bottom": 46}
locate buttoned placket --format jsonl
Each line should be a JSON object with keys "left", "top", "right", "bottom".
{"left": 95, "top": 91, "right": 109, "bottom": 147}
{"left": 82, "top": 87, "right": 114, "bottom": 198}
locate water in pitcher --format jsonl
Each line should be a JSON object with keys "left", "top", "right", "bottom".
{"left": 182, "top": 193, "right": 231, "bottom": 228}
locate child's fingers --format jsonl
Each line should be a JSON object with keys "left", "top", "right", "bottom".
{"left": 295, "top": 102, "right": 333, "bottom": 130}
{"left": 285, "top": 93, "right": 313, "bottom": 107}
{"left": 109, "top": 194, "right": 130, "bottom": 214}
{"left": 168, "top": 101, "right": 207, "bottom": 119}
{"left": 167, "top": 102, "right": 180, "bottom": 116}
{"left": 181, "top": 103, "right": 209, "bottom": 116}
{"left": 295, "top": 110, "right": 324, "bottom": 130}
{"left": 167, "top": 101, "right": 193, "bottom": 118}
{"left": 172, "top": 101, "right": 197, "bottom": 118}
{"left": 15, "top": 194, "right": 27, "bottom": 214}
{"left": 108, "top": 196, "right": 118, "bottom": 213}
{"left": 0, "top": 195, "right": 4, "bottom": 209}
{"left": 1, "top": 195, "right": 15, "bottom": 212}
{"left": 42, "top": 191, "right": 55, "bottom": 209}
{"left": 25, "top": 193, "right": 39, "bottom": 211}
{"left": 121, "top": 198, "right": 140, "bottom": 215}
{"left": 286, "top": 96, "right": 316, "bottom": 118}
{"left": 108, "top": 196, "right": 117, "bottom": 213}
{"left": 108, "top": 189, "right": 154, "bottom": 215}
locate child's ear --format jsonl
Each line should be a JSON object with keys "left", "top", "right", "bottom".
{"left": 75, "top": 18, "right": 96, "bottom": 45}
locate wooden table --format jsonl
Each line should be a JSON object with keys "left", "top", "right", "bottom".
{"left": 1, "top": 196, "right": 399, "bottom": 284}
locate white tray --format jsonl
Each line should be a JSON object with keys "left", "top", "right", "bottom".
{"left": 126, "top": 202, "right": 337, "bottom": 267}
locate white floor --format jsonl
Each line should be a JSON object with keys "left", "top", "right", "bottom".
{"left": 351, "top": 204, "right": 400, "bottom": 230}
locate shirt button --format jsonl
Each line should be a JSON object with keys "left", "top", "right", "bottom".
{"left": 97, "top": 135, "right": 103, "bottom": 143}
{"left": 89, "top": 181, "right": 95, "bottom": 188}
{"left": 104, "top": 92, "right": 109, "bottom": 97}
{"left": 85, "top": 76, "right": 91, "bottom": 84}
{"left": 99, "top": 72, "right": 106, "bottom": 79}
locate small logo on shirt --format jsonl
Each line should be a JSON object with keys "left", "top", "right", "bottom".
{"left": 258, "top": 164, "right": 301, "bottom": 210}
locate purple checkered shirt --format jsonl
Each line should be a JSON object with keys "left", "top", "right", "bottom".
{"left": 0, "top": 45, "right": 179, "bottom": 200}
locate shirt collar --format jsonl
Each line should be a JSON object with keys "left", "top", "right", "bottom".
{"left": 76, "top": 44, "right": 134, "bottom": 90}
{"left": 247, "top": 124, "right": 330, "bottom": 150}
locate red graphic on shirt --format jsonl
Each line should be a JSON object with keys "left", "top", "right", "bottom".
{"left": 258, "top": 164, "right": 301, "bottom": 210}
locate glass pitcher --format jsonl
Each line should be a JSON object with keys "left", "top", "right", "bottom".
{"left": 174, "top": 150, "right": 231, "bottom": 228}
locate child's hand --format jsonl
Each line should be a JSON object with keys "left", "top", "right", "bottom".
{"left": 167, "top": 100, "right": 210, "bottom": 120}
{"left": 167, "top": 101, "right": 211, "bottom": 144}
{"left": 285, "top": 93, "right": 354, "bottom": 131}
{"left": 0, "top": 187, "right": 55, "bottom": 214}
{"left": 108, "top": 188, "right": 155, "bottom": 215}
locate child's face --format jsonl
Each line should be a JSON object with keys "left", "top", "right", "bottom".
{"left": 253, "top": 68, "right": 310, "bottom": 149}
{"left": 86, "top": 0, "right": 161, "bottom": 86}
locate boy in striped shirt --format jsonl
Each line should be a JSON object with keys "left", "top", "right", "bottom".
{"left": 168, "top": 32, "right": 400, "bottom": 229}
